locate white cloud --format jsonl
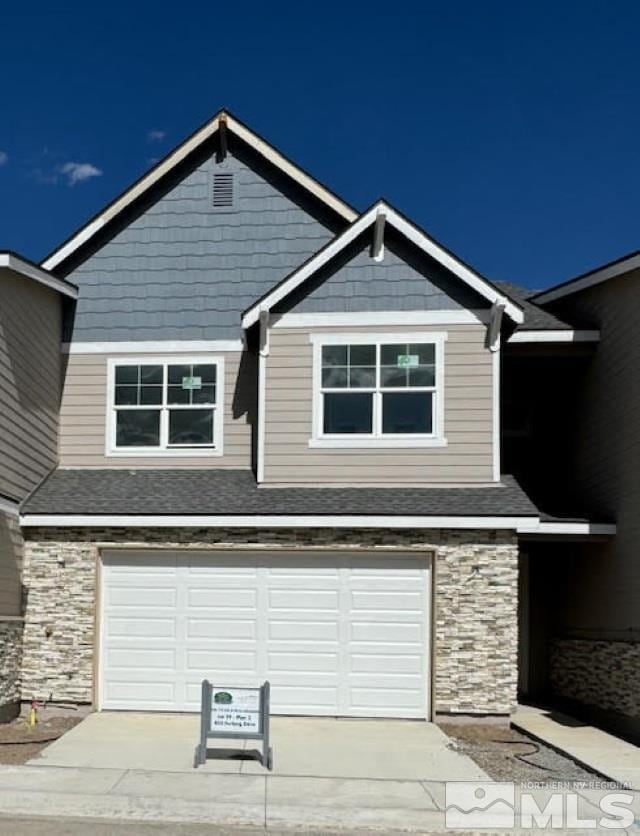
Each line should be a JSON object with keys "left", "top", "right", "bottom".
{"left": 0, "top": 151, "right": 8, "bottom": 167}
{"left": 60, "top": 161, "right": 102, "bottom": 186}
{"left": 147, "top": 129, "right": 166, "bottom": 142}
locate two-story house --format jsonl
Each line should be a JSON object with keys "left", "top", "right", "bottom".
{"left": 0, "top": 111, "right": 614, "bottom": 724}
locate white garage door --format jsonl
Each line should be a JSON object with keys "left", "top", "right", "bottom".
{"left": 99, "top": 550, "right": 431, "bottom": 718}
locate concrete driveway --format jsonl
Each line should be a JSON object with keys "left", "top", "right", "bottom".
{"left": 30, "top": 712, "right": 486, "bottom": 781}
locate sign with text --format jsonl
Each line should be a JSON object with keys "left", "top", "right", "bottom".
{"left": 211, "top": 687, "right": 261, "bottom": 734}
{"left": 194, "top": 680, "right": 272, "bottom": 770}
{"left": 397, "top": 354, "right": 419, "bottom": 368}
{"left": 181, "top": 376, "right": 202, "bottom": 390}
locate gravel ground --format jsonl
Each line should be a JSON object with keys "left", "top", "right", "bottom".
{"left": 0, "top": 716, "right": 82, "bottom": 765}
{"left": 440, "top": 722, "right": 599, "bottom": 784}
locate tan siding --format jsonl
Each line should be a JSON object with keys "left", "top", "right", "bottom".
{"left": 552, "top": 271, "right": 640, "bottom": 632}
{"left": 263, "top": 324, "right": 494, "bottom": 484}
{"left": 58, "top": 350, "right": 254, "bottom": 469}
{"left": 0, "top": 512, "right": 22, "bottom": 617}
{"left": 0, "top": 270, "right": 62, "bottom": 501}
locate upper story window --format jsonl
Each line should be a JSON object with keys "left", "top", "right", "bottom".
{"left": 107, "top": 357, "right": 223, "bottom": 456}
{"left": 310, "top": 333, "right": 446, "bottom": 449}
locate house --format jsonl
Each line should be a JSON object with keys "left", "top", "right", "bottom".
{"left": 0, "top": 111, "right": 616, "bottom": 724}
{"left": 0, "top": 253, "right": 77, "bottom": 719}
{"left": 521, "top": 259, "right": 640, "bottom": 741}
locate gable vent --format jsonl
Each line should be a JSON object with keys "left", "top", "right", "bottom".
{"left": 212, "top": 172, "right": 234, "bottom": 208}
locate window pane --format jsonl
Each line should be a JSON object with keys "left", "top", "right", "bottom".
{"left": 168, "top": 409, "right": 214, "bottom": 445}
{"left": 193, "top": 364, "right": 216, "bottom": 384}
{"left": 323, "top": 393, "right": 372, "bottom": 434}
{"left": 322, "top": 345, "right": 347, "bottom": 367}
{"left": 115, "top": 385, "right": 138, "bottom": 406}
{"left": 167, "top": 385, "right": 190, "bottom": 405}
{"left": 141, "top": 365, "right": 163, "bottom": 384}
{"left": 409, "top": 343, "right": 435, "bottom": 364}
{"left": 322, "top": 366, "right": 348, "bottom": 388}
{"left": 382, "top": 392, "right": 432, "bottom": 434}
{"left": 409, "top": 366, "right": 435, "bottom": 387}
{"left": 380, "top": 344, "right": 406, "bottom": 366}
{"left": 349, "top": 366, "right": 376, "bottom": 388}
{"left": 116, "top": 409, "right": 161, "bottom": 447}
{"left": 115, "top": 366, "right": 138, "bottom": 385}
{"left": 192, "top": 384, "right": 216, "bottom": 405}
{"left": 140, "top": 386, "right": 163, "bottom": 405}
{"left": 349, "top": 345, "right": 375, "bottom": 366}
{"left": 168, "top": 364, "right": 190, "bottom": 385}
{"left": 380, "top": 366, "right": 408, "bottom": 388}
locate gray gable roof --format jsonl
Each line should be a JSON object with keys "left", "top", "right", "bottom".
{"left": 495, "top": 281, "right": 579, "bottom": 331}
{"left": 22, "top": 469, "right": 538, "bottom": 518}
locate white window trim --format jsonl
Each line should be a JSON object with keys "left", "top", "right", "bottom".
{"left": 105, "top": 356, "right": 224, "bottom": 458}
{"left": 308, "top": 332, "right": 447, "bottom": 449}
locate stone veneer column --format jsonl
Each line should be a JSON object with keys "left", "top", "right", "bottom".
{"left": 21, "top": 539, "right": 98, "bottom": 702}
{"left": 434, "top": 531, "right": 519, "bottom": 715}
{"left": 21, "top": 528, "right": 519, "bottom": 712}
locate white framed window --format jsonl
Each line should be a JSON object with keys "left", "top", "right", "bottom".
{"left": 309, "top": 333, "right": 447, "bottom": 449}
{"left": 106, "top": 357, "right": 224, "bottom": 457}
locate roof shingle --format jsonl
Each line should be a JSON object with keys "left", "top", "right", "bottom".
{"left": 22, "top": 469, "right": 538, "bottom": 519}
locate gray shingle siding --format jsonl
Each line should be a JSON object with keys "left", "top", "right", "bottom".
{"left": 278, "top": 232, "right": 485, "bottom": 315}
{"left": 64, "top": 149, "right": 338, "bottom": 341}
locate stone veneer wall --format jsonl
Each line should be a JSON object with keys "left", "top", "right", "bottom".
{"left": 21, "top": 527, "right": 519, "bottom": 714}
{"left": 0, "top": 620, "right": 23, "bottom": 716}
{"left": 550, "top": 638, "right": 640, "bottom": 719}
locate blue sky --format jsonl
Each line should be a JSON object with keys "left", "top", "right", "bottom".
{"left": 1, "top": 0, "right": 639, "bottom": 289}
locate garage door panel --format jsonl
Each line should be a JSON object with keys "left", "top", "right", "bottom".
{"left": 101, "top": 551, "right": 431, "bottom": 718}
{"left": 186, "top": 649, "right": 257, "bottom": 671}
{"left": 269, "top": 589, "right": 338, "bottom": 609}
{"left": 187, "top": 588, "right": 256, "bottom": 608}
{"left": 106, "top": 648, "right": 177, "bottom": 670}
{"left": 107, "top": 587, "right": 178, "bottom": 607}
{"left": 350, "top": 622, "right": 423, "bottom": 642}
{"left": 268, "top": 620, "right": 339, "bottom": 640}
{"left": 350, "top": 653, "right": 422, "bottom": 674}
{"left": 351, "top": 591, "right": 423, "bottom": 610}
{"left": 104, "top": 680, "right": 177, "bottom": 706}
{"left": 268, "top": 652, "right": 339, "bottom": 673}
{"left": 186, "top": 618, "right": 257, "bottom": 639}
{"left": 106, "top": 617, "right": 176, "bottom": 638}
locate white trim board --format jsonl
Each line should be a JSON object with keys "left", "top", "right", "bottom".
{"left": 42, "top": 111, "right": 357, "bottom": 271}
{"left": 271, "top": 310, "right": 489, "bottom": 328}
{"left": 533, "top": 252, "right": 640, "bottom": 305}
{"left": 242, "top": 201, "right": 524, "bottom": 329}
{"left": 19, "top": 513, "right": 540, "bottom": 529}
{"left": 518, "top": 521, "right": 616, "bottom": 536}
{"left": 63, "top": 339, "right": 244, "bottom": 355}
{"left": 508, "top": 330, "right": 600, "bottom": 344}
{"left": 0, "top": 253, "right": 78, "bottom": 299}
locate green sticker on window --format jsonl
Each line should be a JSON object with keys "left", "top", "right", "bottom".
{"left": 182, "top": 376, "right": 202, "bottom": 390}
{"left": 397, "top": 354, "right": 419, "bottom": 368}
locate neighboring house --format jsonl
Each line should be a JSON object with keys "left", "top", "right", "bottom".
{"left": 523, "top": 261, "right": 640, "bottom": 741}
{"left": 0, "top": 253, "right": 77, "bottom": 718}
{"left": 0, "top": 112, "right": 617, "bottom": 725}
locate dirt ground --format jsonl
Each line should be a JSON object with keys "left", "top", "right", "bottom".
{"left": 0, "top": 715, "right": 82, "bottom": 765}
{"left": 440, "top": 722, "right": 599, "bottom": 784}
